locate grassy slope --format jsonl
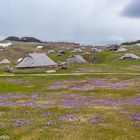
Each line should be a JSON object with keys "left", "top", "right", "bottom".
{"left": 0, "top": 42, "right": 140, "bottom": 73}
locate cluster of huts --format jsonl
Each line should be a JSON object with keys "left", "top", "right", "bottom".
{"left": 0, "top": 43, "right": 140, "bottom": 71}
{"left": 16, "top": 53, "right": 87, "bottom": 69}
{"left": 108, "top": 45, "right": 140, "bottom": 60}
{"left": 15, "top": 52, "right": 140, "bottom": 69}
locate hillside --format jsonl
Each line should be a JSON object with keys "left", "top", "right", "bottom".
{"left": 122, "top": 40, "right": 140, "bottom": 45}
{"left": 1, "top": 40, "right": 140, "bottom": 140}
{"left": 0, "top": 40, "right": 139, "bottom": 74}
{"left": 5, "top": 36, "right": 42, "bottom": 43}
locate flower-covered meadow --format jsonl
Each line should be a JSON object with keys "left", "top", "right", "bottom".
{"left": 0, "top": 75, "right": 140, "bottom": 140}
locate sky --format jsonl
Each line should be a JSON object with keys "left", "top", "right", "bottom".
{"left": 0, "top": 0, "right": 140, "bottom": 45}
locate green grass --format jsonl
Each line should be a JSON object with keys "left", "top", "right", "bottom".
{"left": 0, "top": 42, "right": 140, "bottom": 74}
{"left": 1, "top": 43, "right": 140, "bottom": 139}
{"left": 0, "top": 75, "right": 140, "bottom": 139}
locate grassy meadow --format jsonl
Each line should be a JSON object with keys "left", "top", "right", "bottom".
{"left": 0, "top": 74, "right": 140, "bottom": 140}
{"left": 0, "top": 42, "right": 140, "bottom": 139}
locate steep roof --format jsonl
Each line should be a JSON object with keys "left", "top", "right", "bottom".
{"left": 117, "top": 47, "right": 127, "bottom": 52}
{"left": 0, "top": 59, "right": 11, "bottom": 64}
{"left": 16, "top": 53, "right": 57, "bottom": 68}
{"left": 48, "top": 50, "right": 55, "bottom": 54}
{"left": 90, "top": 48, "right": 102, "bottom": 53}
{"left": 67, "top": 55, "right": 87, "bottom": 64}
{"left": 73, "top": 48, "right": 82, "bottom": 52}
{"left": 120, "top": 53, "right": 140, "bottom": 60}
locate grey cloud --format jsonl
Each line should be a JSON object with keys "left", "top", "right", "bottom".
{"left": 0, "top": 0, "right": 139, "bottom": 44}
{"left": 122, "top": 0, "right": 140, "bottom": 17}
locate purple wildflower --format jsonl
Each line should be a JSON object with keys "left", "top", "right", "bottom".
{"left": 132, "top": 113, "right": 140, "bottom": 121}
{"left": 131, "top": 122, "right": 140, "bottom": 127}
{"left": 0, "top": 96, "right": 7, "bottom": 101}
{"left": 12, "top": 119, "right": 30, "bottom": 127}
{"left": 10, "top": 94, "right": 23, "bottom": 99}
{"left": 71, "top": 86, "right": 93, "bottom": 91}
{"left": 88, "top": 115, "right": 100, "bottom": 124}
{"left": 41, "top": 111, "right": 50, "bottom": 116}
{"left": 59, "top": 114, "right": 76, "bottom": 121}
{"left": 0, "top": 102, "right": 15, "bottom": 107}
{"left": 31, "top": 92, "right": 39, "bottom": 99}
{"left": 46, "top": 122, "right": 53, "bottom": 126}
{"left": 41, "top": 121, "right": 54, "bottom": 126}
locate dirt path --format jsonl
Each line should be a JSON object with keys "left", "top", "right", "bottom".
{"left": 0, "top": 72, "right": 140, "bottom": 77}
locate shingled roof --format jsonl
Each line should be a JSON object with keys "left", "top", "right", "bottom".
{"left": 0, "top": 59, "right": 11, "bottom": 64}
{"left": 16, "top": 53, "right": 57, "bottom": 68}
{"left": 67, "top": 55, "right": 87, "bottom": 64}
{"left": 120, "top": 53, "right": 140, "bottom": 60}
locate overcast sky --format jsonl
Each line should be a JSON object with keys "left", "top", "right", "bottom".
{"left": 0, "top": 0, "right": 140, "bottom": 45}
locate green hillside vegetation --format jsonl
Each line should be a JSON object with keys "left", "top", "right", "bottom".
{"left": 0, "top": 42, "right": 140, "bottom": 73}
